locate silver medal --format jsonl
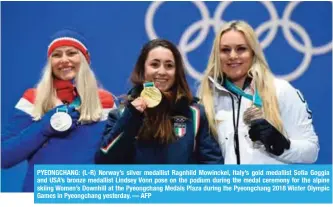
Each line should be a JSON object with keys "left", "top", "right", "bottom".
{"left": 50, "top": 111, "right": 72, "bottom": 132}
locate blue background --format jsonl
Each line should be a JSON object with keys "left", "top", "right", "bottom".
{"left": 1, "top": 1, "right": 332, "bottom": 192}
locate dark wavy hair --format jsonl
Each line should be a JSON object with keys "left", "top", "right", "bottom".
{"left": 130, "top": 39, "right": 193, "bottom": 143}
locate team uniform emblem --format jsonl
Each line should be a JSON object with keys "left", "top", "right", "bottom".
{"left": 173, "top": 116, "right": 187, "bottom": 138}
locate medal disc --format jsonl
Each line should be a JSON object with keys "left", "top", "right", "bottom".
{"left": 50, "top": 112, "right": 72, "bottom": 132}
{"left": 243, "top": 105, "right": 263, "bottom": 125}
{"left": 140, "top": 87, "right": 162, "bottom": 108}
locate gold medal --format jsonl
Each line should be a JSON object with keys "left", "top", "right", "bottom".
{"left": 140, "top": 82, "right": 162, "bottom": 108}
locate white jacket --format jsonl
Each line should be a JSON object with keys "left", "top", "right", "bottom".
{"left": 209, "top": 77, "right": 319, "bottom": 164}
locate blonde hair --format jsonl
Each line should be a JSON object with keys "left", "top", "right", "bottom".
{"left": 198, "top": 20, "right": 284, "bottom": 137}
{"left": 32, "top": 52, "right": 103, "bottom": 123}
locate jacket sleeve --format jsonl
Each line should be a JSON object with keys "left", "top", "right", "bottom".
{"left": 194, "top": 105, "right": 224, "bottom": 164}
{"left": 1, "top": 98, "right": 49, "bottom": 168}
{"left": 274, "top": 79, "right": 319, "bottom": 163}
{"left": 95, "top": 104, "right": 144, "bottom": 164}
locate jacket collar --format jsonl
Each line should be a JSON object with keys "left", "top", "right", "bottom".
{"left": 208, "top": 75, "right": 253, "bottom": 94}
{"left": 208, "top": 76, "right": 228, "bottom": 92}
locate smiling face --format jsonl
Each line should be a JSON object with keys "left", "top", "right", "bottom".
{"left": 144, "top": 46, "right": 176, "bottom": 92}
{"left": 50, "top": 46, "right": 81, "bottom": 81}
{"left": 220, "top": 29, "right": 253, "bottom": 87}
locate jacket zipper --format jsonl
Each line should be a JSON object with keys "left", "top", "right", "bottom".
{"left": 229, "top": 94, "right": 242, "bottom": 164}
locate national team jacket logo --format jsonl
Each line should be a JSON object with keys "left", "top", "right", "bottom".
{"left": 172, "top": 116, "right": 187, "bottom": 138}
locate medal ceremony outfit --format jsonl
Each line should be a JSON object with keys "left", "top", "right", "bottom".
{"left": 1, "top": 30, "right": 115, "bottom": 191}
{"left": 95, "top": 84, "right": 223, "bottom": 164}
{"left": 210, "top": 76, "right": 319, "bottom": 164}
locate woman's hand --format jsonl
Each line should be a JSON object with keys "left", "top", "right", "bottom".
{"left": 249, "top": 118, "right": 290, "bottom": 156}
{"left": 40, "top": 106, "right": 80, "bottom": 137}
{"left": 131, "top": 97, "right": 148, "bottom": 113}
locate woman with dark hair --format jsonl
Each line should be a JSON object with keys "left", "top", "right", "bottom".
{"left": 96, "top": 39, "right": 223, "bottom": 164}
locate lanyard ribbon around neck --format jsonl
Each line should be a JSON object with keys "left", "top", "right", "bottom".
{"left": 57, "top": 97, "right": 81, "bottom": 113}
{"left": 224, "top": 79, "right": 262, "bottom": 107}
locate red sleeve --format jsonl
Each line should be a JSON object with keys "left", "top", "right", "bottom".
{"left": 98, "top": 89, "right": 115, "bottom": 108}
{"left": 22, "top": 88, "right": 36, "bottom": 104}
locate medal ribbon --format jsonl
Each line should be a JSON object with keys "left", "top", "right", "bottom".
{"left": 143, "top": 82, "right": 155, "bottom": 88}
{"left": 224, "top": 79, "right": 262, "bottom": 107}
{"left": 56, "top": 97, "right": 81, "bottom": 113}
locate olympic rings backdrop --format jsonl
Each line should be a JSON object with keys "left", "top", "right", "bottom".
{"left": 1, "top": 1, "right": 332, "bottom": 192}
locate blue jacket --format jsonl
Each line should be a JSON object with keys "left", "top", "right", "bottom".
{"left": 1, "top": 88, "right": 115, "bottom": 192}
{"left": 96, "top": 97, "right": 223, "bottom": 164}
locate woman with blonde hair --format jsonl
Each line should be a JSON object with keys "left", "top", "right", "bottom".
{"left": 1, "top": 29, "right": 115, "bottom": 191}
{"left": 198, "top": 20, "right": 319, "bottom": 164}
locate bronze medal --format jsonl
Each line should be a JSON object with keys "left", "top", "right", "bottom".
{"left": 243, "top": 105, "right": 264, "bottom": 125}
{"left": 244, "top": 105, "right": 264, "bottom": 148}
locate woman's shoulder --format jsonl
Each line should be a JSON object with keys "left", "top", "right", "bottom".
{"left": 189, "top": 98, "right": 206, "bottom": 117}
{"left": 98, "top": 89, "right": 115, "bottom": 109}
{"left": 273, "top": 78, "right": 305, "bottom": 109}
{"left": 273, "top": 78, "right": 297, "bottom": 97}
{"left": 22, "top": 88, "right": 37, "bottom": 104}
{"left": 190, "top": 97, "right": 204, "bottom": 109}
{"left": 274, "top": 77, "right": 297, "bottom": 89}
{"left": 13, "top": 88, "right": 36, "bottom": 116}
